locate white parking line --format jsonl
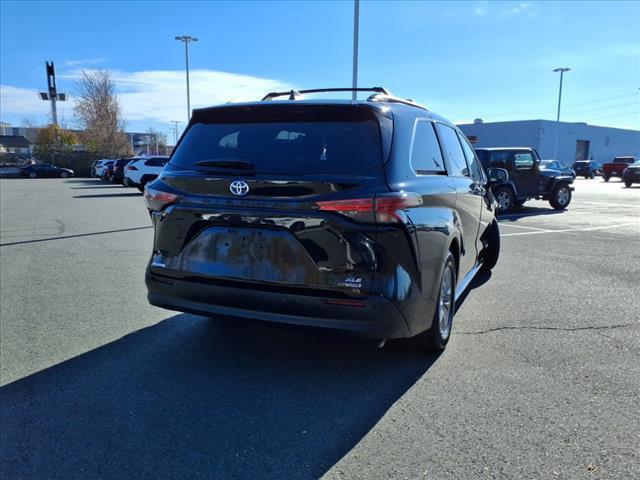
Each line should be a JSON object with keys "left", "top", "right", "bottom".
{"left": 501, "top": 222, "right": 639, "bottom": 237}
{"left": 498, "top": 223, "right": 551, "bottom": 231}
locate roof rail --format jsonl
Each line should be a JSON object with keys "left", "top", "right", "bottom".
{"left": 261, "top": 87, "right": 391, "bottom": 101}
{"left": 366, "top": 93, "right": 429, "bottom": 111}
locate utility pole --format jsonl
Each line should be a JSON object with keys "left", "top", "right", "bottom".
{"left": 553, "top": 67, "right": 570, "bottom": 160}
{"left": 352, "top": 0, "right": 360, "bottom": 101}
{"left": 175, "top": 35, "right": 198, "bottom": 122}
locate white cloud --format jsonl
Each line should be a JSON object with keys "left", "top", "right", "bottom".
{"left": 500, "top": 2, "right": 536, "bottom": 18}
{"left": 473, "top": 1, "right": 538, "bottom": 19}
{"left": 1, "top": 69, "right": 294, "bottom": 126}
{"left": 63, "top": 58, "right": 106, "bottom": 67}
{"left": 472, "top": 2, "right": 487, "bottom": 17}
{"left": 0, "top": 85, "right": 76, "bottom": 124}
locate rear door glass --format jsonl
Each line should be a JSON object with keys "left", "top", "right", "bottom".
{"left": 410, "top": 120, "right": 445, "bottom": 174}
{"left": 171, "top": 120, "right": 382, "bottom": 175}
{"left": 489, "top": 152, "right": 513, "bottom": 170}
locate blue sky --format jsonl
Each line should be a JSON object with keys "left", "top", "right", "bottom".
{"left": 1, "top": 0, "right": 639, "bottom": 142}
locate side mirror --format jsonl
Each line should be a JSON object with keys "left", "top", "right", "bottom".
{"left": 486, "top": 168, "right": 509, "bottom": 185}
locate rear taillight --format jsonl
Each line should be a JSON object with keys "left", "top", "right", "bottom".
{"left": 316, "top": 192, "right": 422, "bottom": 223}
{"left": 144, "top": 186, "right": 183, "bottom": 211}
{"left": 127, "top": 165, "right": 138, "bottom": 170}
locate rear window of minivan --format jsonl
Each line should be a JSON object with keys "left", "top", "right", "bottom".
{"left": 170, "top": 106, "right": 385, "bottom": 176}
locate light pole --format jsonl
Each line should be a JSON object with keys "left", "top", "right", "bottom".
{"left": 352, "top": 0, "right": 360, "bottom": 100}
{"left": 175, "top": 35, "right": 198, "bottom": 122}
{"left": 553, "top": 67, "right": 570, "bottom": 160}
{"left": 170, "top": 120, "right": 181, "bottom": 145}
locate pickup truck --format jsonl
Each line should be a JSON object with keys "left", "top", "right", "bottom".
{"left": 475, "top": 147, "right": 574, "bottom": 212}
{"left": 602, "top": 156, "right": 636, "bottom": 182}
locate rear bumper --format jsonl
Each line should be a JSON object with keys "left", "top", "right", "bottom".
{"left": 123, "top": 176, "right": 139, "bottom": 187}
{"left": 146, "top": 269, "right": 412, "bottom": 339}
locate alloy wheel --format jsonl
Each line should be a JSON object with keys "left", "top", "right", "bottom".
{"left": 496, "top": 191, "right": 511, "bottom": 211}
{"left": 556, "top": 186, "right": 570, "bottom": 206}
{"left": 438, "top": 263, "right": 455, "bottom": 340}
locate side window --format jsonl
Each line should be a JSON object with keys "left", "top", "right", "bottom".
{"left": 410, "top": 119, "right": 445, "bottom": 174}
{"left": 435, "top": 123, "right": 469, "bottom": 177}
{"left": 146, "top": 158, "right": 167, "bottom": 167}
{"left": 489, "top": 152, "right": 513, "bottom": 170}
{"left": 514, "top": 152, "right": 535, "bottom": 170}
{"left": 457, "top": 132, "right": 484, "bottom": 181}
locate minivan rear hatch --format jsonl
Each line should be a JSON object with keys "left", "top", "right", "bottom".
{"left": 150, "top": 103, "right": 393, "bottom": 298}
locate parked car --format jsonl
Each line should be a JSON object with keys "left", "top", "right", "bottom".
{"left": 144, "top": 87, "right": 501, "bottom": 353}
{"left": 540, "top": 160, "right": 575, "bottom": 178}
{"left": 123, "top": 156, "right": 169, "bottom": 191}
{"left": 100, "top": 161, "right": 114, "bottom": 181}
{"left": 622, "top": 160, "right": 640, "bottom": 187}
{"left": 21, "top": 163, "right": 74, "bottom": 178}
{"left": 603, "top": 156, "right": 636, "bottom": 182}
{"left": 572, "top": 160, "right": 601, "bottom": 179}
{"left": 94, "top": 159, "right": 111, "bottom": 178}
{"left": 109, "top": 158, "right": 136, "bottom": 184}
{"left": 475, "top": 147, "right": 574, "bottom": 212}
{"left": 91, "top": 160, "right": 104, "bottom": 177}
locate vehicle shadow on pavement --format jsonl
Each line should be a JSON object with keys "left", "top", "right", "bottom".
{"left": 73, "top": 192, "right": 142, "bottom": 198}
{"left": 0, "top": 315, "right": 438, "bottom": 480}
{"left": 64, "top": 179, "right": 106, "bottom": 185}
{"left": 71, "top": 185, "right": 131, "bottom": 190}
{"left": 497, "top": 206, "right": 565, "bottom": 222}
{"left": 455, "top": 270, "right": 491, "bottom": 313}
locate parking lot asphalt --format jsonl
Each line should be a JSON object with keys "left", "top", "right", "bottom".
{"left": 0, "top": 177, "right": 638, "bottom": 479}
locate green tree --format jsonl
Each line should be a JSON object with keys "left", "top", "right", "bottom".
{"left": 34, "top": 124, "right": 77, "bottom": 160}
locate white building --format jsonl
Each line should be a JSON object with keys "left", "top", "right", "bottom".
{"left": 458, "top": 120, "right": 640, "bottom": 166}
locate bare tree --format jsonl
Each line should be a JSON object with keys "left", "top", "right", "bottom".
{"left": 74, "top": 70, "right": 131, "bottom": 157}
{"left": 145, "top": 127, "right": 168, "bottom": 155}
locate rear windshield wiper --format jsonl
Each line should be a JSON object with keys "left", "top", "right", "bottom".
{"left": 193, "top": 160, "right": 255, "bottom": 170}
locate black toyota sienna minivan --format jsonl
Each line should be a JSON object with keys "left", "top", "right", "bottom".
{"left": 145, "top": 88, "right": 501, "bottom": 351}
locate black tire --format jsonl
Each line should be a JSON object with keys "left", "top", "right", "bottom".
{"left": 584, "top": 176, "right": 589, "bottom": 179}
{"left": 589, "top": 171, "right": 595, "bottom": 179}
{"left": 625, "top": 180, "right": 633, "bottom": 188}
{"left": 481, "top": 221, "right": 500, "bottom": 272}
{"left": 603, "top": 175, "right": 610, "bottom": 182}
{"left": 494, "top": 186, "right": 515, "bottom": 213}
{"left": 410, "top": 252, "right": 457, "bottom": 352}
{"left": 60, "top": 172, "right": 68, "bottom": 178}
{"left": 28, "top": 171, "right": 37, "bottom": 179}
{"left": 549, "top": 183, "right": 572, "bottom": 210}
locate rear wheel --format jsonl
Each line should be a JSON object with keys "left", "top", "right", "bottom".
{"left": 625, "top": 180, "right": 633, "bottom": 188}
{"left": 550, "top": 183, "right": 572, "bottom": 210}
{"left": 494, "top": 186, "right": 514, "bottom": 213}
{"left": 60, "top": 171, "right": 68, "bottom": 178}
{"left": 603, "top": 175, "right": 610, "bottom": 182}
{"left": 411, "top": 253, "right": 456, "bottom": 352}
{"left": 481, "top": 221, "right": 500, "bottom": 272}
{"left": 589, "top": 171, "right": 595, "bottom": 179}
{"left": 28, "top": 171, "right": 37, "bottom": 179}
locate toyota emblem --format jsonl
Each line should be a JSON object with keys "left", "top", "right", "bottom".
{"left": 229, "top": 180, "right": 250, "bottom": 196}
